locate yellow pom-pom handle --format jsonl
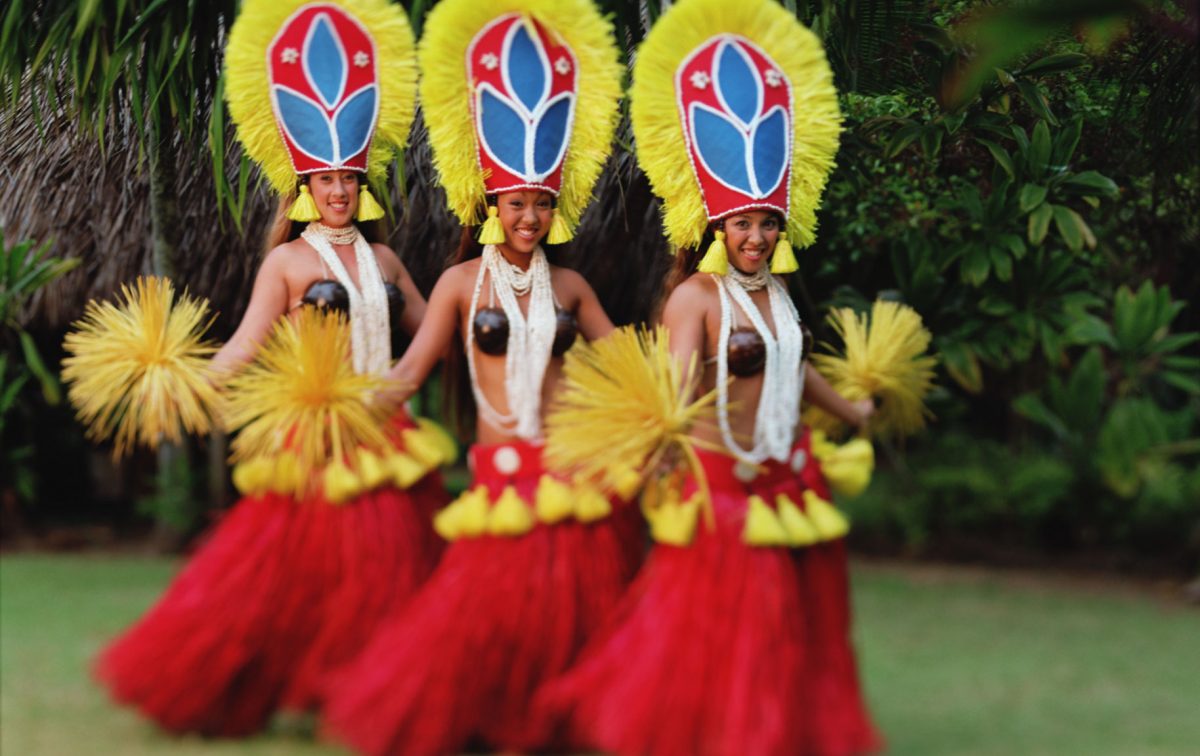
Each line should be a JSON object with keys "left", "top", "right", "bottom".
{"left": 816, "top": 437, "right": 875, "bottom": 498}
{"left": 770, "top": 232, "right": 799, "bottom": 274}
{"left": 742, "top": 495, "right": 790, "bottom": 546}
{"left": 776, "top": 494, "right": 819, "bottom": 546}
{"left": 356, "top": 184, "right": 386, "bottom": 221}
{"left": 546, "top": 208, "right": 573, "bottom": 244}
{"left": 477, "top": 205, "right": 506, "bottom": 245}
{"left": 488, "top": 485, "right": 535, "bottom": 536}
{"left": 535, "top": 476, "right": 575, "bottom": 524}
{"left": 698, "top": 230, "right": 729, "bottom": 274}
{"left": 803, "top": 490, "right": 851, "bottom": 541}
{"left": 288, "top": 185, "right": 322, "bottom": 222}
{"left": 574, "top": 484, "right": 613, "bottom": 523}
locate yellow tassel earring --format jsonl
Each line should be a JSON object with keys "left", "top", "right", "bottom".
{"left": 287, "top": 185, "right": 322, "bottom": 222}
{"left": 477, "top": 205, "right": 506, "bottom": 245}
{"left": 770, "top": 231, "right": 799, "bottom": 274}
{"left": 697, "top": 229, "right": 729, "bottom": 274}
{"left": 356, "top": 185, "right": 386, "bottom": 221}
{"left": 546, "top": 208, "right": 573, "bottom": 244}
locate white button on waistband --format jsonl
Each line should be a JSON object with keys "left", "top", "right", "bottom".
{"left": 493, "top": 446, "right": 521, "bottom": 475}
{"left": 791, "top": 449, "right": 808, "bottom": 474}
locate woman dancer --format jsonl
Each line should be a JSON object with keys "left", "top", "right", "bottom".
{"left": 94, "top": 0, "right": 449, "bottom": 735}
{"left": 322, "top": 1, "right": 634, "bottom": 754}
{"left": 538, "top": 0, "right": 883, "bottom": 753}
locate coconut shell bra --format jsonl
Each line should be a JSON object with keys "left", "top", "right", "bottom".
{"left": 301, "top": 279, "right": 406, "bottom": 332}
{"left": 472, "top": 307, "right": 578, "bottom": 357}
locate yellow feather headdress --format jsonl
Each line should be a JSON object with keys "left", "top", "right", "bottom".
{"left": 631, "top": 0, "right": 842, "bottom": 252}
{"left": 418, "top": 0, "right": 622, "bottom": 240}
{"left": 224, "top": 0, "right": 417, "bottom": 201}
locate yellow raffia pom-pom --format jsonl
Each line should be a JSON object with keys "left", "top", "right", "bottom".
{"left": 545, "top": 325, "right": 718, "bottom": 500}
{"left": 458, "top": 486, "right": 491, "bottom": 537}
{"left": 803, "top": 490, "right": 850, "bottom": 541}
{"left": 535, "top": 476, "right": 575, "bottom": 524}
{"left": 356, "top": 186, "right": 387, "bottom": 222}
{"left": 222, "top": 309, "right": 396, "bottom": 498}
{"left": 322, "top": 460, "right": 362, "bottom": 504}
{"left": 356, "top": 449, "right": 392, "bottom": 490}
{"left": 225, "top": 0, "right": 418, "bottom": 196}
{"left": 770, "top": 232, "right": 799, "bottom": 274}
{"left": 232, "top": 457, "right": 274, "bottom": 496}
{"left": 631, "top": 0, "right": 842, "bottom": 250}
{"left": 287, "top": 185, "right": 322, "bottom": 222}
{"left": 477, "top": 206, "right": 507, "bottom": 245}
{"left": 488, "top": 485, "right": 535, "bottom": 536}
{"left": 546, "top": 209, "right": 573, "bottom": 244}
{"left": 419, "top": 0, "right": 622, "bottom": 234}
{"left": 388, "top": 452, "right": 427, "bottom": 488}
{"left": 806, "top": 300, "right": 938, "bottom": 439}
{"left": 697, "top": 231, "right": 729, "bottom": 274}
{"left": 812, "top": 433, "right": 875, "bottom": 498}
{"left": 643, "top": 482, "right": 702, "bottom": 547}
{"left": 61, "top": 276, "right": 220, "bottom": 459}
{"left": 743, "top": 494, "right": 791, "bottom": 546}
{"left": 574, "top": 484, "right": 613, "bottom": 523}
{"left": 776, "top": 494, "right": 819, "bottom": 546}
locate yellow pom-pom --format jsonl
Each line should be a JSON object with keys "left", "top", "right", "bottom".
{"left": 356, "top": 185, "right": 386, "bottom": 221}
{"left": 535, "top": 476, "right": 575, "bottom": 524}
{"left": 574, "top": 483, "right": 612, "bottom": 523}
{"left": 776, "top": 494, "right": 819, "bottom": 546}
{"left": 770, "top": 232, "right": 799, "bottom": 274}
{"left": 288, "top": 185, "right": 322, "bottom": 222}
{"left": 403, "top": 419, "right": 458, "bottom": 468}
{"left": 647, "top": 487, "right": 700, "bottom": 546}
{"left": 356, "top": 449, "right": 391, "bottom": 490}
{"left": 458, "top": 486, "right": 491, "bottom": 538}
{"left": 433, "top": 496, "right": 464, "bottom": 541}
{"left": 323, "top": 460, "right": 362, "bottom": 504}
{"left": 697, "top": 230, "right": 729, "bottom": 274}
{"left": 608, "top": 464, "right": 643, "bottom": 501}
{"left": 488, "top": 485, "right": 535, "bottom": 536}
{"left": 477, "top": 205, "right": 506, "bottom": 245}
{"left": 388, "top": 452, "right": 427, "bottom": 488}
{"left": 232, "top": 457, "right": 273, "bottom": 495}
{"left": 817, "top": 438, "right": 875, "bottom": 498}
{"left": 742, "top": 494, "right": 790, "bottom": 546}
{"left": 271, "top": 453, "right": 303, "bottom": 495}
{"left": 803, "top": 490, "right": 850, "bottom": 541}
{"left": 546, "top": 208, "right": 573, "bottom": 244}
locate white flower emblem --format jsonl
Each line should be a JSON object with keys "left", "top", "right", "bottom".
{"left": 480, "top": 53, "right": 499, "bottom": 71}
{"left": 690, "top": 70, "right": 710, "bottom": 89}
{"left": 353, "top": 51, "right": 370, "bottom": 68}
{"left": 764, "top": 68, "right": 783, "bottom": 87}
{"left": 280, "top": 47, "right": 299, "bottom": 64}
{"left": 554, "top": 56, "right": 572, "bottom": 75}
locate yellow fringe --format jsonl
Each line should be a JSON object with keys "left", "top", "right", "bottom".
{"left": 742, "top": 494, "right": 791, "bottom": 546}
{"left": 389, "top": 452, "right": 427, "bottom": 489}
{"left": 225, "top": 0, "right": 418, "bottom": 196}
{"left": 535, "top": 476, "right": 575, "bottom": 524}
{"left": 770, "top": 232, "right": 799, "bottom": 274}
{"left": 777, "top": 494, "right": 820, "bottom": 546}
{"left": 546, "top": 208, "right": 573, "bottom": 244}
{"left": 645, "top": 485, "right": 701, "bottom": 546}
{"left": 488, "top": 485, "right": 535, "bottom": 536}
{"left": 418, "top": 0, "right": 622, "bottom": 234}
{"left": 356, "top": 185, "right": 387, "bottom": 221}
{"left": 813, "top": 435, "right": 874, "bottom": 498}
{"left": 356, "top": 449, "right": 392, "bottom": 490}
{"left": 232, "top": 457, "right": 274, "bottom": 496}
{"left": 630, "top": 0, "right": 842, "bottom": 250}
{"left": 477, "top": 205, "right": 507, "bottom": 245}
{"left": 574, "top": 483, "right": 612, "bottom": 523}
{"left": 697, "top": 231, "right": 729, "bottom": 274}
{"left": 288, "top": 185, "right": 322, "bottom": 222}
{"left": 803, "top": 490, "right": 850, "bottom": 541}
{"left": 323, "top": 460, "right": 361, "bottom": 505}
{"left": 459, "top": 486, "right": 491, "bottom": 538}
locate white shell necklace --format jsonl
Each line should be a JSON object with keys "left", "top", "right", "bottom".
{"left": 466, "top": 245, "right": 556, "bottom": 439}
{"left": 301, "top": 222, "right": 391, "bottom": 375}
{"left": 714, "top": 270, "right": 805, "bottom": 464}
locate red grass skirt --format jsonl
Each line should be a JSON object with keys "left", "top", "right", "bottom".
{"left": 323, "top": 440, "right": 641, "bottom": 756}
{"left": 538, "top": 432, "right": 882, "bottom": 756}
{"left": 94, "top": 414, "right": 447, "bottom": 737}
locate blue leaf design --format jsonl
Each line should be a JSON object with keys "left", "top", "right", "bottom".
{"left": 479, "top": 88, "right": 528, "bottom": 177}
{"left": 751, "top": 107, "right": 788, "bottom": 197}
{"left": 275, "top": 88, "right": 335, "bottom": 164}
{"left": 691, "top": 105, "right": 752, "bottom": 195}
{"left": 532, "top": 95, "right": 572, "bottom": 177}
{"left": 334, "top": 86, "right": 377, "bottom": 163}
{"left": 715, "top": 41, "right": 760, "bottom": 127}
{"left": 306, "top": 14, "right": 345, "bottom": 109}
{"left": 506, "top": 23, "right": 546, "bottom": 113}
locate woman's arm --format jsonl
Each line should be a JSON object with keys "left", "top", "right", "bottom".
{"left": 558, "top": 268, "right": 614, "bottom": 341}
{"left": 660, "top": 278, "right": 709, "bottom": 398}
{"left": 373, "top": 243, "right": 427, "bottom": 336}
{"left": 211, "top": 248, "right": 291, "bottom": 375}
{"left": 384, "top": 266, "right": 465, "bottom": 402}
{"left": 803, "top": 362, "right": 873, "bottom": 429}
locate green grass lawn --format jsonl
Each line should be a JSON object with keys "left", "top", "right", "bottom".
{"left": 2, "top": 554, "right": 1197, "bottom": 755}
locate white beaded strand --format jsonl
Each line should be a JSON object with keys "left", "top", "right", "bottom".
{"left": 466, "top": 245, "right": 557, "bottom": 439}
{"left": 714, "top": 271, "right": 805, "bottom": 464}
{"left": 301, "top": 223, "right": 392, "bottom": 375}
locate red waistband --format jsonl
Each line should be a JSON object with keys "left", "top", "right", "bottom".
{"left": 469, "top": 439, "right": 548, "bottom": 483}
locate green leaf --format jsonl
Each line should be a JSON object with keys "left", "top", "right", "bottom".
{"left": 960, "top": 245, "right": 991, "bottom": 286}
{"left": 1028, "top": 120, "right": 1052, "bottom": 177}
{"left": 976, "top": 138, "right": 1015, "bottom": 180}
{"left": 1162, "top": 372, "right": 1200, "bottom": 395}
{"left": 1016, "top": 80, "right": 1058, "bottom": 126}
{"left": 920, "top": 126, "right": 944, "bottom": 160}
{"left": 999, "top": 233, "right": 1027, "bottom": 260}
{"left": 978, "top": 297, "right": 1016, "bottom": 317}
{"left": 884, "top": 121, "right": 922, "bottom": 158}
{"left": 1052, "top": 205, "right": 1094, "bottom": 251}
{"left": 1019, "top": 52, "right": 1090, "bottom": 76}
{"left": 940, "top": 341, "right": 983, "bottom": 394}
{"left": 18, "top": 330, "right": 60, "bottom": 405}
{"left": 1019, "top": 184, "right": 1048, "bottom": 212}
{"left": 1063, "top": 315, "right": 1115, "bottom": 347}
{"left": 1028, "top": 203, "right": 1053, "bottom": 245}
{"left": 1014, "top": 393, "right": 1068, "bottom": 439}
{"left": 989, "top": 245, "right": 1013, "bottom": 282}
{"left": 1062, "top": 170, "right": 1119, "bottom": 199}
{"left": 1052, "top": 117, "right": 1083, "bottom": 166}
